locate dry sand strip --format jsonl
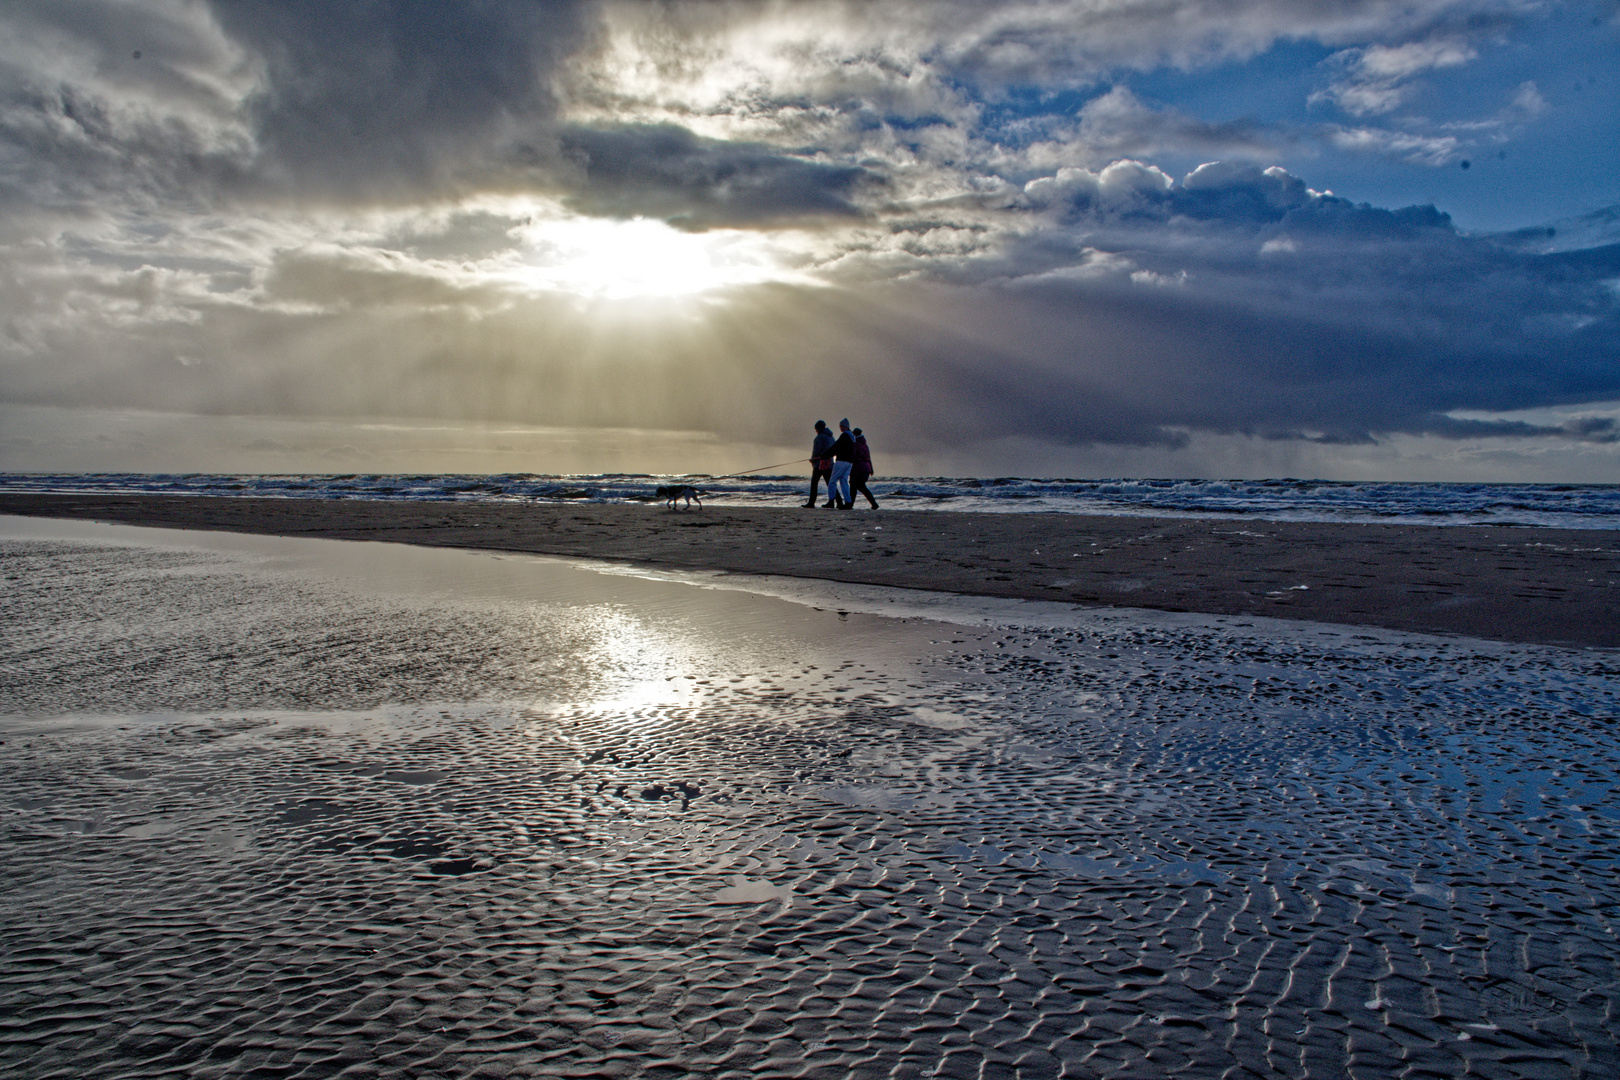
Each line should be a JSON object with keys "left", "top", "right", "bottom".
{"left": 3, "top": 491, "right": 1617, "bottom": 648}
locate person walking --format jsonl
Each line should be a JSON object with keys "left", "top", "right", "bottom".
{"left": 850, "top": 427, "right": 879, "bottom": 509}
{"left": 825, "top": 418, "right": 856, "bottom": 509}
{"left": 804, "top": 420, "right": 834, "bottom": 508}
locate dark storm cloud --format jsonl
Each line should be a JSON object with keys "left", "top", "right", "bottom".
{"left": 1004, "top": 265, "right": 1619, "bottom": 449}
{"left": 207, "top": 0, "right": 590, "bottom": 199}
{"left": 556, "top": 124, "right": 878, "bottom": 228}
{"left": 815, "top": 159, "right": 1620, "bottom": 450}
{"left": 0, "top": 1, "right": 871, "bottom": 222}
{"left": 0, "top": 0, "right": 591, "bottom": 210}
{"left": 1422, "top": 414, "right": 1620, "bottom": 442}
{"left": 0, "top": 0, "right": 255, "bottom": 213}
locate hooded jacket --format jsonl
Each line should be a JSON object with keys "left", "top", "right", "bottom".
{"left": 853, "top": 435, "right": 874, "bottom": 478}
{"left": 811, "top": 428, "right": 835, "bottom": 464}
{"left": 828, "top": 430, "right": 856, "bottom": 463}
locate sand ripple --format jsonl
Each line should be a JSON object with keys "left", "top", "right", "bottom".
{"left": 2, "top": 534, "right": 1617, "bottom": 1077}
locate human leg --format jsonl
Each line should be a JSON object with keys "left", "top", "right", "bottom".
{"left": 829, "top": 462, "right": 852, "bottom": 507}
{"left": 805, "top": 467, "right": 828, "bottom": 507}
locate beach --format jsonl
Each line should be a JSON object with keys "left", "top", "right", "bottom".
{"left": 1, "top": 492, "right": 1616, "bottom": 647}
{"left": 2, "top": 507, "right": 1618, "bottom": 1077}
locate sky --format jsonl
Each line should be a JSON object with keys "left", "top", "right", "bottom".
{"left": 2, "top": 0, "right": 1618, "bottom": 482}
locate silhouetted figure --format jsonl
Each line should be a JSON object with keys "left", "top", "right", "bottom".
{"left": 851, "top": 428, "right": 879, "bottom": 509}
{"left": 805, "top": 420, "right": 834, "bottom": 508}
{"left": 826, "top": 419, "right": 856, "bottom": 509}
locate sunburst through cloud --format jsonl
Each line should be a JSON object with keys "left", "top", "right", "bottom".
{"left": 1, "top": 0, "right": 1616, "bottom": 478}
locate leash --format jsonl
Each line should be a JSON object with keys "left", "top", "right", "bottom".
{"left": 682, "top": 458, "right": 806, "bottom": 483}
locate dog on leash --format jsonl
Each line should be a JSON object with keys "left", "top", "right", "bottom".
{"left": 655, "top": 484, "right": 703, "bottom": 510}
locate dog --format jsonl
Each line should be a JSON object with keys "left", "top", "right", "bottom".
{"left": 655, "top": 484, "right": 703, "bottom": 510}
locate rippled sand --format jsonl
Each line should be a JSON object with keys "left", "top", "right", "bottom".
{"left": 2, "top": 518, "right": 1617, "bottom": 1078}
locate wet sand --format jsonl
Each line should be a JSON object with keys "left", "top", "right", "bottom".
{"left": 2, "top": 521, "right": 1618, "bottom": 1078}
{"left": 2, "top": 491, "right": 1616, "bottom": 648}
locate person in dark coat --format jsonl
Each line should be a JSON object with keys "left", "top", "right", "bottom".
{"left": 850, "top": 427, "right": 879, "bottom": 509}
{"left": 804, "top": 420, "right": 834, "bottom": 508}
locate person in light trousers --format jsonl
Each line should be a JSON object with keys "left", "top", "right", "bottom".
{"left": 824, "top": 419, "right": 856, "bottom": 509}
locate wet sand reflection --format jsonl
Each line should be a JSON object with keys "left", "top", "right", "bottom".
{"left": 1, "top": 518, "right": 1616, "bottom": 1077}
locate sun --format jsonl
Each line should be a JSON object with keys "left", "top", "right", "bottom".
{"left": 511, "top": 215, "right": 793, "bottom": 300}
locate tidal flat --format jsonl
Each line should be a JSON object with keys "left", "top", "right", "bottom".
{"left": 1, "top": 517, "right": 1617, "bottom": 1078}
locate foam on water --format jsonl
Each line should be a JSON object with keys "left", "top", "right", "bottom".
{"left": 2, "top": 517, "right": 1618, "bottom": 1077}
{"left": 5, "top": 470, "right": 1620, "bottom": 527}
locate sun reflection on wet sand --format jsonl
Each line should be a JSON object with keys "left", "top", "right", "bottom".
{"left": 2, "top": 516, "right": 1617, "bottom": 1077}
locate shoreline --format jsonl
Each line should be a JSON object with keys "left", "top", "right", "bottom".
{"left": 2, "top": 491, "right": 1616, "bottom": 649}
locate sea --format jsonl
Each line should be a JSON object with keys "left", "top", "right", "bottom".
{"left": 3, "top": 471, "right": 1619, "bottom": 528}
